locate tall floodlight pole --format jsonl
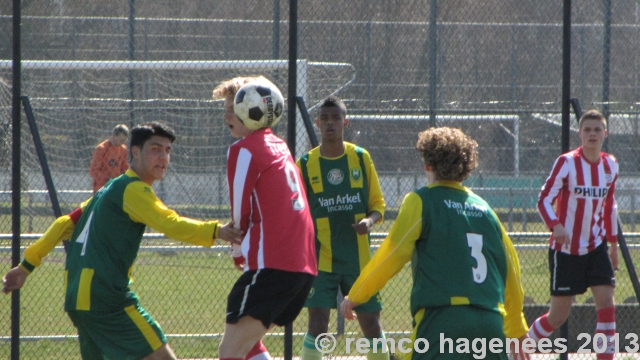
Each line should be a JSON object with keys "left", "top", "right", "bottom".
{"left": 11, "top": 0, "right": 22, "bottom": 359}
{"left": 562, "top": 0, "right": 571, "bottom": 153}
{"left": 560, "top": 2, "right": 571, "bottom": 360}
{"left": 428, "top": 0, "right": 438, "bottom": 128}
{"left": 128, "top": 0, "right": 136, "bottom": 126}
{"left": 273, "top": 0, "right": 280, "bottom": 59}
{"left": 285, "top": 1, "right": 298, "bottom": 359}
{"left": 602, "top": 0, "right": 611, "bottom": 152}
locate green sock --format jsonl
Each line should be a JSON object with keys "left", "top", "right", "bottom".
{"left": 366, "top": 334, "right": 390, "bottom": 360}
{"left": 301, "top": 333, "right": 323, "bottom": 360}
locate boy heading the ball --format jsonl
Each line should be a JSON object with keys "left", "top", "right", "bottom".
{"left": 233, "top": 79, "right": 284, "bottom": 130}
{"left": 296, "top": 95, "right": 388, "bottom": 360}
{"left": 340, "top": 127, "right": 530, "bottom": 360}
{"left": 213, "top": 77, "right": 317, "bottom": 360}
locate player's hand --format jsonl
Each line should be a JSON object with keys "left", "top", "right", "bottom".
{"left": 352, "top": 218, "right": 373, "bottom": 235}
{"left": 509, "top": 334, "right": 532, "bottom": 360}
{"left": 217, "top": 221, "right": 243, "bottom": 245}
{"left": 2, "top": 266, "right": 29, "bottom": 294}
{"left": 339, "top": 296, "right": 361, "bottom": 320}
{"left": 609, "top": 243, "right": 619, "bottom": 269}
{"left": 231, "top": 243, "right": 245, "bottom": 271}
{"left": 552, "top": 224, "right": 569, "bottom": 245}
{"left": 232, "top": 254, "right": 245, "bottom": 271}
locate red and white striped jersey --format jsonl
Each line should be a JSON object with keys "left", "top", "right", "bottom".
{"left": 537, "top": 147, "right": 618, "bottom": 255}
{"left": 227, "top": 128, "right": 317, "bottom": 275}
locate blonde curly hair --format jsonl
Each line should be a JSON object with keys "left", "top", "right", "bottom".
{"left": 415, "top": 127, "right": 478, "bottom": 182}
{"left": 212, "top": 75, "right": 269, "bottom": 99}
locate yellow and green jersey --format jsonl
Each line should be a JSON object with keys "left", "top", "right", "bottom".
{"left": 63, "top": 170, "right": 219, "bottom": 312}
{"left": 348, "top": 181, "right": 528, "bottom": 339}
{"left": 297, "top": 142, "right": 385, "bottom": 274}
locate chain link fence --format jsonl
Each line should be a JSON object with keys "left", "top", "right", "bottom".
{"left": 1, "top": 1, "right": 639, "bottom": 359}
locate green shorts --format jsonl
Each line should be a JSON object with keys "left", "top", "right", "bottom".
{"left": 305, "top": 270, "right": 382, "bottom": 313}
{"left": 66, "top": 304, "right": 167, "bottom": 360}
{"left": 409, "top": 306, "right": 507, "bottom": 360}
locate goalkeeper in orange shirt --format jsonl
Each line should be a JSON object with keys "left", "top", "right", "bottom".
{"left": 340, "top": 127, "right": 530, "bottom": 360}
{"left": 89, "top": 123, "right": 130, "bottom": 193}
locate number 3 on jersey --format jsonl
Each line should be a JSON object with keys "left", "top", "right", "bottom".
{"left": 285, "top": 161, "right": 306, "bottom": 211}
{"left": 467, "top": 233, "right": 487, "bottom": 283}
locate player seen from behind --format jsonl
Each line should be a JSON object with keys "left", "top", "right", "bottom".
{"left": 340, "top": 126, "right": 530, "bottom": 360}
{"left": 212, "top": 76, "right": 317, "bottom": 360}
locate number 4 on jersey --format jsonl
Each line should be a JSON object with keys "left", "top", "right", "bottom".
{"left": 74, "top": 212, "right": 94, "bottom": 256}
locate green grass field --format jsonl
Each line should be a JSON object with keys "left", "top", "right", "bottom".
{"left": 2, "top": 242, "right": 639, "bottom": 359}
{"left": 1, "top": 214, "right": 639, "bottom": 359}
{"left": 0, "top": 247, "right": 375, "bottom": 358}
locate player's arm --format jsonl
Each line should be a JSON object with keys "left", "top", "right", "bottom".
{"left": 227, "top": 146, "right": 260, "bottom": 231}
{"left": 224, "top": 146, "right": 262, "bottom": 268}
{"left": 537, "top": 156, "right": 570, "bottom": 244}
{"left": 123, "top": 181, "right": 241, "bottom": 246}
{"left": 295, "top": 157, "right": 304, "bottom": 181}
{"left": 22, "top": 207, "right": 84, "bottom": 271}
{"left": 225, "top": 148, "right": 250, "bottom": 269}
{"left": 603, "top": 160, "right": 619, "bottom": 267}
{"left": 342, "top": 192, "right": 422, "bottom": 319}
{"left": 537, "top": 156, "right": 568, "bottom": 230}
{"left": 603, "top": 160, "right": 619, "bottom": 244}
{"left": 498, "top": 221, "right": 529, "bottom": 339}
{"left": 89, "top": 145, "right": 108, "bottom": 183}
{"left": 352, "top": 210, "right": 382, "bottom": 235}
{"left": 295, "top": 156, "right": 311, "bottom": 198}
{"left": 351, "top": 152, "right": 386, "bottom": 235}
{"left": 363, "top": 151, "right": 386, "bottom": 223}
{"left": 3, "top": 206, "right": 85, "bottom": 294}
{"left": 230, "top": 243, "right": 245, "bottom": 271}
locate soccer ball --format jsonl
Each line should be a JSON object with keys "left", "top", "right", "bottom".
{"left": 233, "top": 80, "right": 285, "bottom": 130}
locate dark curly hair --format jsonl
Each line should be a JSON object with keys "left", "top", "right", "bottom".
{"left": 415, "top": 127, "right": 478, "bottom": 182}
{"left": 129, "top": 121, "right": 176, "bottom": 158}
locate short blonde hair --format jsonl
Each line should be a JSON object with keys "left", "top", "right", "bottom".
{"left": 113, "top": 124, "right": 129, "bottom": 137}
{"left": 416, "top": 127, "right": 478, "bottom": 182}
{"left": 578, "top": 109, "right": 607, "bottom": 129}
{"left": 212, "top": 76, "right": 269, "bottom": 99}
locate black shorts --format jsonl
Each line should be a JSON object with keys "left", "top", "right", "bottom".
{"left": 226, "top": 269, "right": 315, "bottom": 329}
{"left": 549, "top": 241, "right": 615, "bottom": 296}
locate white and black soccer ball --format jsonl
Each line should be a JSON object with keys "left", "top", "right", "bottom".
{"left": 233, "top": 80, "right": 285, "bottom": 130}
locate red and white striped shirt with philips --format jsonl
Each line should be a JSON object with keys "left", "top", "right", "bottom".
{"left": 537, "top": 147, "right": 618, "bottom": 255}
